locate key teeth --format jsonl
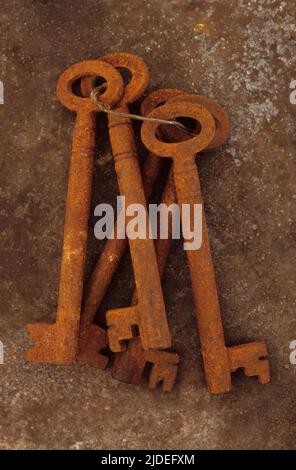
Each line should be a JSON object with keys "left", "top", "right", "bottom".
{"left": 227, "top": 341, "right": 270, "bottom": 385}
{"left": 108, "top": 325, "right": 129, "bottom": 352}
{"left": 257, "top": 361, "right": 270, "bottom": 384}
{"left": 106, "top": 307, "right": 139, "bottom": 352}
{"left": 112, "top": 337, "right": 179, "bottom": 392}
{"left": 241, "top": 359, "right": 270, "bottom": 384}
{"left": 77, "top": 325, "right": 109, "bottom": 369}
{"left": 147, "top": 350, "right": 179, "bottom": 392}
{"left": 27, "top": 323, "right": 76, "bottom": 364}
{"left": 149, "top": 360, "right": 179, "bottom": 393}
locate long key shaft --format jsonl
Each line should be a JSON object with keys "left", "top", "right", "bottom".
{"left": 106, "top": 103, "right": 171, "bottom": 351}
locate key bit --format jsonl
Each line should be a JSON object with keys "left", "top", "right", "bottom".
{"left": 146, "top": 349, "right": 179, "bottom": 392}
{"left": 112, "top": 337, "right": 179, "bottom": 392}
{"left": 112, "top": 337, "right": 147, "bottom": 385}
{"left": 227, "top": 342, "right": 270, "bottom": 384}
{"left": 107, "top": 306, "right": 139, "bottom": 351}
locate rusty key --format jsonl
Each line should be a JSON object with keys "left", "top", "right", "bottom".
{"left": 141, "top": 100, "right": 270, "bottom": 393}
{"left": 105, "top": 56, "right": 171, "bottom": 352}
{"left": 77, "top": 53, "right": 169, "bottom": 367}
{"left": 27, "top": 60, "right": 124, "bottom": 364}
{"left": 112, "top": 90, "right": 230, "bottom": 390}
{"left": 112, "top": 169, "right": 180, "bottom": 391}
{"left": 82, "top": 52, "right": 171, "bottom": 352}
{"left": 168, "top": 94, "right": 270, "bottom": 389}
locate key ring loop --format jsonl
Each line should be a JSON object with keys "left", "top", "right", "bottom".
{"left": 56, "top": 60, "right": 124, "bottom": 112}
{"left": 141, "top": 101, "right": 216, "bottom": 158}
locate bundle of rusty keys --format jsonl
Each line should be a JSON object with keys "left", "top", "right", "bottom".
{"left": 26, "top": 52, "right": 270, "bottom": 393}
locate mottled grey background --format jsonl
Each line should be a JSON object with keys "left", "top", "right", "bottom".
{"left": 0, "top": 0, "right": 295, "bottom": 450}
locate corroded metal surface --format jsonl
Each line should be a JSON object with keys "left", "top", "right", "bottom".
{"left": 112, "top": 337, "right": 179, "bottom": 392}
{"left": 141, "top": 99, "right": 270, "bottom": 393}
{"left": 227, "top": 342, "right": 270, "bottom": 384}
{"left": 81, "top": 51, "right": 149, "bottom": 102}
{"left": 112, "top": 89, "right": 230, "bottom": 391}
{"left": 111, "top": 90, "right": 185, "bottom": 388}
{"left": 78, "top": 52, "right": 171, "bottom": 353}
{"left": 163, "top": 93, "right": 231, "bottom": 149}
{"left": 102, "top": 53, "right": 171, "bottom": 352}
{"left": 27, "top": 60, "right": 124, "bottom": 364}
{"left": 112, "top": 169, "right": 180, "bottom": 391}
{"left": 140, "top": 88, "right": 185, "bottom": 117}
{"left": 112, "top": 90, "right": 231, "bottom": 390}
{"left": 106, "top": 125, "right": 171, "bottom": 350}
{"left": 77, "top": 54, "right": 168, "bottom": 368}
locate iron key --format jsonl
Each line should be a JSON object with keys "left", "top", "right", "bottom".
{"left": 27, "top": 60, "right": 124, "bottom": 363}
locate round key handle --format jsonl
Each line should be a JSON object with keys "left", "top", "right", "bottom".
{"left": 81, "top": 52, "right": 149, "bottom": 105}
{"left": 164, "top": 94, "right": 230, "bottom": 149}
{"left": 141, "top": 101, "right": 216, "bottom": 159}
{"left": 141, "top": 89, "right": 230, "bottom": 151}
{"left": 56, "top": 59, "right": 124, "bottom": 112}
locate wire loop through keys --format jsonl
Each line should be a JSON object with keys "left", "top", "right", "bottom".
{"left": 90, "top": 85, "right": 193, "bottom": 133}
